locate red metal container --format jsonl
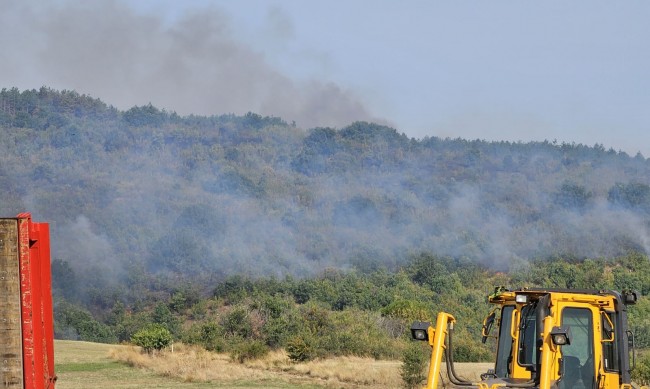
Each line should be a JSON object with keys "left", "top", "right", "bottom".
{"left": 1, "top": 213, "right": 56, "bottom": 389}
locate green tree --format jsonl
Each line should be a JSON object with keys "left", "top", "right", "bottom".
{"left": 285, "top": 334, "right": 316, "bottom": 362}
{"left": 131, "top": 324, "right": 173, "bottom": 354}
{"left": 555, "top": 182, "right": 592, "bottom": 210}
{"left": 401, "top": 341, "right": 428, "bottom": 389}
{"left": 54, "top": 302, "right": 116, "bottom": 343}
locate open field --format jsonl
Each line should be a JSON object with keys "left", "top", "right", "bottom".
{"left": 54, "top": 340, "right": 492, "bottom": 389}
{"left": 55, "top": 341, "right": 216, "bottom": 389}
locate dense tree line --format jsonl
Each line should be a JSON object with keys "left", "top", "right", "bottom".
{"left": 51, "top": 252, "right": 650, "bottom": 363}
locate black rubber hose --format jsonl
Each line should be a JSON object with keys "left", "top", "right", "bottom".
{"left": 445, "top": 323, "right": 473, "bottom": 386}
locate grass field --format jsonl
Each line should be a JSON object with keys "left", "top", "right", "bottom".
{"left": 54, "top": 340, "right": 492, "bottom": 389}
{"left": 55, "top": 341, "right": 215, "bottom": 389}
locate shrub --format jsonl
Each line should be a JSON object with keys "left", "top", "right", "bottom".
{"left": 221, "top": 306, "right": 253, "bottom": 338}
{"left": 401, "top": 341, "right": 428, "bottom": 389}
{"left": 230, "top": 340, "right": 269, "bottom": 363}
{"left": 199, "top": 322, "right": 226, "bottom": 352}
{"left": 633, "top": 354, "right": 650, "bottom": 386}
{"left": 285, "top": 335, "right": 316, "bottom": 362}
{"left": 131, "top": 324, "right": 173, "bottom": 354}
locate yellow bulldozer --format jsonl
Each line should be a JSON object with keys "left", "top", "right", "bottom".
{"left": 411, "top": 288, "right": 646, "bottom": 389}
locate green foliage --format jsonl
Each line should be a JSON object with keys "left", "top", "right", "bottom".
{"left": 198, "top": 322, "right": 226, "bottom": 352}
{"left": 401, "top": 341, "right": 428, "bottom": 389}
{"left": 405, "top": 253, "right": 457, "bottom": 293}
{"left": 450, "top": 328, "right": 493, "bottom": 362}
{"left": 131, "top": 324, "right": 173, "bottom": 354}
{"left": 381, "top": 299, "right": 431, "bottom": 321}
{"left": 152, "top": 302, "right": 181, "bottom": 336}
{"left": 286, "top": 335, "right": 316, "bottom": 362}
{"left": 54, "top": 301, "right": 117, "bottom": 343}
{"left": 112, "top": 310, "right": 152, "bottom": 343}
{"left": 608, "top": 182, "right": 650, "bottom": 212}
{"left": 213, "top": 275, "right": 254, "bottom": 304}
{"left": 555, "top": 182, "right": 592, "bottom": 210}
{"left": 50, "top": 251, "right": 650, "bottom": 367}
{"left": 221, "top": 306, "right": 254, "bottom": 339}
{"left": 229, "top": 339, "right": 269, "bottom": 363}
{"left": 123, "top": 103, "right": 168, "bottom": 127}
{"left": 633, "top": 354, "right": 650, "bottom": 386}
{"left": 169, "top": 287, "right": 201, "bottom": 313}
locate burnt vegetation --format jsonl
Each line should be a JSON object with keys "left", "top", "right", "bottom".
{"left": 2, "top": 87, "right": 650, "bottom": 361}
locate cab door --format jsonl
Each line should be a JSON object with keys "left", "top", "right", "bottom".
{"left": 557, "top": 305, "right": 596, "bottom": 389}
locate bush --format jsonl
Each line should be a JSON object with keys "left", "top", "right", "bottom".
{"left": 131, "top": 323, "right": 173, "bottom": 354}
{"left": 285, "top": 335, "right": 316, "bottom": 362}
{"left": 230, "top": 340, "right": 269, "bottom": 363}
{"left": 221, "top": 306, "right": 253, "bottom": 338}
{"left": 199, "top": 322, "right": 226, "bottom": 352}
{"left": 633, "top": 354, "right": 650, "bottom": 386}
{"left": 401, "top": 341, "right": 428, "bottom": 389}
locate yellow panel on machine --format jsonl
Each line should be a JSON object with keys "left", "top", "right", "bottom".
{"left": 411, "top": 288, "right": 646, "bottom": 389}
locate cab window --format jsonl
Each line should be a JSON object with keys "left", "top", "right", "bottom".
{"left": 602, "top": 311, "right": 619, "bottom": 372}
{"left": 559, "top": 307, "right": 594, "bottom": 389}
{"left": 517, "top": 303, "right": 537, "bottom": 366}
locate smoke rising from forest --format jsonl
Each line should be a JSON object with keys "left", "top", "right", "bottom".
{"left": 1, "top": 94, "right": 650, "bottom": 292}
{"left": 0, "top": 1, "right": 380, "bottom": 130}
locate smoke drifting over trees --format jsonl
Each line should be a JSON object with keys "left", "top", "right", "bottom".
{"left": 0, "top": 2, "right": 380, "bottom": 130}
{"left": 1, "top": 88, "right": 650, "bottom": 293}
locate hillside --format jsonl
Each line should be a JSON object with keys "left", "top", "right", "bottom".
{"left": 2, "top": 87, "right": 649, "bottom": 288}
{"left": 4, "top": 87, "right": 650, "bottom": 377}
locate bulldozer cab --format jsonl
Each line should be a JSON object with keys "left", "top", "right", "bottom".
{"left": 412, "top": 288, "right": 640, "bottom": 389}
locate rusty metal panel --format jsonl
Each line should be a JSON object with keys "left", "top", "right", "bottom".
{"left": 0, "top": 219, "right": 23, "bottom": 389}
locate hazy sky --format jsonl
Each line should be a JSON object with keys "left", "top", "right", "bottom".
{"left": 2, "top": 1, "right": 649, "bottom": 156}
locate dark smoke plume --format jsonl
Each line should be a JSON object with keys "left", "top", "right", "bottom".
{"left": 0, "top": 1, "right": 380, "bottom": 129}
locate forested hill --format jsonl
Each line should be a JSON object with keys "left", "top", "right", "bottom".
{"left": 1, "top": 87, "right": 650, "bottom": 290}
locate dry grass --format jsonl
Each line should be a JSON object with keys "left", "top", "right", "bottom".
{"left": 257, "top": 352, "right": 403, "bottom": 387}
{"left": 109, "top": 342, "right": 494, "bottom": 389}
{"left": 55, "top": 339, "right": 494, "bottom": 388}
{"left": 55, "top": 340, "right": 319, "bottom": 388}
{"left": 110, "top": 344, "right": 281, "bottom": 383}
{"left": 54, "top": 340, "right": 215, "bottom": 389}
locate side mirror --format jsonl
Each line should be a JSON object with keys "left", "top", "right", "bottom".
{"left": 623, "top": 290, "right": 639, "bottom": 305}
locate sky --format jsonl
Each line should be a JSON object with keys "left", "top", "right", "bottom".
{"left": 2, "top": 1, "right": 649, "bottom": 156}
